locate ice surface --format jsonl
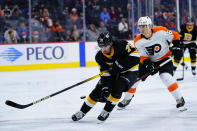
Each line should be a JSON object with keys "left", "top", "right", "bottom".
{"left": 0, "top": 63, "right": 197, "bottom": 131}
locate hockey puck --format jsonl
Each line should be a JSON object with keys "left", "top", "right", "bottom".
{"left": 80, "top": 96, "right": 86, "bottom": 99}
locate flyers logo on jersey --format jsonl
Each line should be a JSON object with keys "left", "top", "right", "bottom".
{"left": 145, "top": 44, "right": 161, "bottom": 55}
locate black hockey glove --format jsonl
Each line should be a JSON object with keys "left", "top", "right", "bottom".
{"left": 109, "top": 61, "right": 123, "bottom": 79}
{"left": 172, "top": 40, "right": 184, "bottom": 49}
{"left": 143, "top": 59, "right": 158, "bottom": 75}
{"left": 171, "top": 41, "right": 184, "bottom": 60}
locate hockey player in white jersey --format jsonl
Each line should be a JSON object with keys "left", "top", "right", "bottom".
{"left": 127, "top": 16, "right": 186, "bottom": 111}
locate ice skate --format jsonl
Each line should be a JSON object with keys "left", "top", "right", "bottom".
{"left": 97, "top": 109, "right": 110, "bottom": 122}
{"left": 117, "top": 99, "right": 132, "bottom": 109}
{"left": 192, "top": 69, "right": 196, "bottom": 76}
{"left": 72, "top": 111, "right": 85, "bottom": 121}
{"left": 176, "top": 97, "right": 187, "bottom": 112}
{"left": 117, "top": 95, "right": 134, "bottom": 109}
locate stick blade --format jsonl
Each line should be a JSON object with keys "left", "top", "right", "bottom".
{"left": 177, "top": 78, "right": 184, "bottom": 81}
{"left": 5, "top": 100, "right": 29, "bottom": 109}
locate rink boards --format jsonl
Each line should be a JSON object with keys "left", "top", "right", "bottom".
{"left": 0, "top": 41, "right": 192, "bottom": 71}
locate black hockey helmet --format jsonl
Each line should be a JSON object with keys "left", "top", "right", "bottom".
{"left": 97, "top": 32, "right": 112, "bottom": 47}
{"left": 186, "top": 17, "right": 195, "bottom": 23}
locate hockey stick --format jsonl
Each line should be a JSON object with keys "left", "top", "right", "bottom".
{"left": 135, "top": 58, "right": 172, "bottom": 83}
{"left": 5, "top": 71, "right": 107, "bottom": 109}
{"left": 80, "top": 58, "right": 172, "bottom": 99}
{"left": 177, "top": 49, "right": 184, "bottom": 81}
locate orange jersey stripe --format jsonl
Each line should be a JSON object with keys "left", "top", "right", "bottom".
{"left": 157, "top": 50, "right": 172, "bottom": 60}
{"left": 168, "top": 83, "right": 178, "bottom": 92}
{"left": 134, "top": 34, "right": 142, "bottom": 47}
{"left": 140, "top": 56, "right": 149, "bottom": 64}
{"left": 152, "top": 26, "right": 180, "bottom": 41}
{"left": 152, "top": 26, "right": 167, "bottom": 33}
{"left": 128, "top": 88, "right": 136, "bottom": 93}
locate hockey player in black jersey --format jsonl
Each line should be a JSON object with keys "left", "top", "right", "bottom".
{"left": 71, "top": 32, "right": 139, "bottom": 122}
{"left": 173, "top": 17, "right": 197, "bottom": 75}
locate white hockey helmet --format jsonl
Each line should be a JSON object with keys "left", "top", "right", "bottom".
{"left": 138, "top": 16, "right": 152, "bottom": 27}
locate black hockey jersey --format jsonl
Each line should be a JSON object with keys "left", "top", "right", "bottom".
{"left": 95, "top": 39, "right": 139, "bottom": 74}
{"left": 179, "top": 24, "right": 197, "bottom": 42}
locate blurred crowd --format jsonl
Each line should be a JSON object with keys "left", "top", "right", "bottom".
{"left": 0, "top": 0, "right": 195, "bottom": 44}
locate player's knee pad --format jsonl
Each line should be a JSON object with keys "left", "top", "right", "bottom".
{"left": 160, "top": 73, "right": 176, "bottom": 87}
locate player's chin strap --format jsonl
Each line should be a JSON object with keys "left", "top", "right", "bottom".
{"left": 5, "top": 71, "right": 108, "bottom": 109}
{"left": 137, "top": 58, "right": 172, "bottom": 83}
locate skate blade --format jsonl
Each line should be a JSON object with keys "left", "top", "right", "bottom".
{"left": 97, "top": 120, "right": 105, "bottom": 124}
{"left": 117, "top": 107, "right": 126, "bottom": 110}
{"left": 178, "top": 107, "right": 187, "bottom": 112}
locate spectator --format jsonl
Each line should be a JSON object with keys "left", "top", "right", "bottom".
{"left": 51, "top": 20, "right": 64, "bottom": 41}
{"left": 109, "top": 6, "right": 118, "bottom": 20}
{"left": 65, "top": 30, "right": 73, "bottom": 41}
{"left": 100, "top": 7, "right": 111, "bottom": 25}
{"left": 85, "top": 0, "right": 94, "bottom": 25}
{"left": 32, "top": 31, "right": 40, "bottom": 43}
{"left": 117, "top": 7, "right": 124, "bottom": 19}
{"left": 86, "top": 24, "right": 99, "bottom": 41}
{"left": 118, "top": 17, "right": 128, "bottom": 39}
{"left": 17, "top": 22, "right": 29, "bottom": 39}
{"left": 72, "top": 24, "right": 81, "bottom": 41}
{"left": 62, "top": 7, "right": 70, "bottom": 25}
{"left": 40, "top": 8, "right": 53, "bottom": 28}
{"left": 70, "top": 8, "right": 79, "bottom": 21}
{"left": 4, "top": 25, "right": 19, "bottom": 44}
{"left": 19, "top": 32, "right": 29, "bottom": 43}
{"left": 88, "top": 5, "right": 101, "bottom": 27}
{"left": 98, "top": 21, "right": 108, "bottom": 34}
{"left": 43, "top": 8, "right": 49, "bottom": 17}
{"left": 2, "top": 5, "right": 12, "bottom": 19}
{"left": 75, "top": 12, "right": 84, "bottom": 29}
{"left": 74, "top": 0, "right": 83, "bottom": 13}
{"left": 11, "top": 5, "right": 22, "bottom": 19}
{"left": 4, "top": 30, "right": 18, "bottom": 44}
{"left": 0, "top": 6, "right": 4, "bottom": 17}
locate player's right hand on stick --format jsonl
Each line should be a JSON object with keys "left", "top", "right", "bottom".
{"left": 144, "top": 59, "right": 158, "bottom": 75}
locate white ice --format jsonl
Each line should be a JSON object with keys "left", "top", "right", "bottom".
{"left": 0, "top": 62, "right": 197, "bottom": 131}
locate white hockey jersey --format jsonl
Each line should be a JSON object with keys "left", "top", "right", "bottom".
{"left": 134, "top": 26, "right": 180, "bottom": 63}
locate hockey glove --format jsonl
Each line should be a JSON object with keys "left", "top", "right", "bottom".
{"left": 171, "top": 45, "right": 183, "bottom": 61}
{"left": 172, "top": 40, "right": 183, "bottom": 48}
{"left": 143, "top": 59, "right": 158, "bottom": 75}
